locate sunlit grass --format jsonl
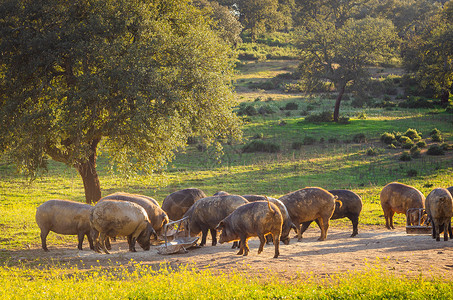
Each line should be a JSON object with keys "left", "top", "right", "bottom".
{"left": 0, "top": 261, "right": 452, "bottom": 299}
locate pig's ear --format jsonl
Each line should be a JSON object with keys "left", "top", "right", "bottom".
{"left": 216, "top": 221, "right": 224, "bottom": 230}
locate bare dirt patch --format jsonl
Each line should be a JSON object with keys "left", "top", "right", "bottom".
{"left": 8, "top": 226, "right": 453, "bottom": 279}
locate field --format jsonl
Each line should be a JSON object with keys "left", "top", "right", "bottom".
{"left": 1, "top": 60, "right": 453, "bottom": 298}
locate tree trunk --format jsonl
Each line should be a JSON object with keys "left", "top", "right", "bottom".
{"left": 440, "top": 89, "right": 450, "bottom": 106}
{"left": 75, "top": 139, "right": 102, "bottom": 204}
{"left": 333, "top": 84, "right": 346, "bottom": 122}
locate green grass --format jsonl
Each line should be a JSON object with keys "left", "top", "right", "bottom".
{"left": 0, "top": 261, "right": 452, "bottom": 299}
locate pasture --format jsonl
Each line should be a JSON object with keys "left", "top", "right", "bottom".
{"left": 0, "top": 60, "right": 453, "bottom": 298}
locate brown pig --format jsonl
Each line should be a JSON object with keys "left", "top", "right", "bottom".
{"left": 300, "top": 189, "right": 362, "bottom": 237}
{"left": 35, "top": 199, "right": 95, "bottom": 251}
{"left": 216, "top": 198, "right": 283, "bottom": 258}
{"left": 242, "top": 195, "right": 296, "bottom": 244}
{"left": 90, "top": 200, "right": 157, "bottom": 254}
{"left": 425, "top": 188, "right": 453, "bottom": 241}
{"left": 380, "top": 182, "right": 425, "bottom": 229}
{"left": 162, "top": 188, "right": 206, "bottom": 221}
{"left": 182, "top": 195, "right": 248, "bottom": 246}
{"left": 100, "top": 192, "right": 169, "bottom": 236}
{"left": 279, "top": 187, "right": 338, "bottom": 241}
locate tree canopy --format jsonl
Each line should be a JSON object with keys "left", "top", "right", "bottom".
{"left": 402, "top": 0, "right": 453, "bottom": 104}
{"left": 294, "top": 16, "right": 398, "bottom": 121}
{"left": 0, "top": 0, "right": 242, "bottom": 203}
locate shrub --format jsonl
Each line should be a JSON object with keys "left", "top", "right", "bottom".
{"left": 303, "top": 136, "right": 316, "bottom": 145}
{"left": 284, "top": 102, "right": 298, "bottom": 110}
{"left": 410, "top": 146, "right": 421, "bottom": 158}
{"left": 352, "top": 133, "right": 366, "bottom": 143}
{"left": 357, "top": 112, "right": 367, "bottom": 119}
{"left": 305, "top": 111, "right": 334, "bottom": 123}
{"left": 441, "top": 143, "right": 451, "bottom": 151}
{"left": 407, "top": 169, "right": 418, "bottom": 177}
{"left": 242, "top": 140, "right": 280, "bottom": 153}
{"left": 258, "top": 104, "right": 278, "bottom": 115}
{"left": 430, "top": 128, "right": 441, "bottom": 136}
{"left": 416, "top": 141, "right": 427, "bottom": 148}
{"left": 380, "top": 132, "right": 395, "bottom": 144}
{"left": 446, "top": 104, "right": 453, "bottom": 113}
{"left": 398, "top": 96, "right": 438, "bottom": 108}
{"left": 399, "top": 136, "right": 414, "bottom": 149}
{"left": 251, "top": 133, "right": 264, "bottom": 140}
{"left": 237, "top": 104, "right": 258, "bottom": 116}
{"left": 404, "top": 128, "right": 422, "bottom": 141}
{"left": 427, "top": 144, "right": 445, "bottom": 156}
{"left": 366, "top": 148, "right": 378, "bottom": 156}
{"left": 338, "top": 116, "right": 350, "bottom": 124}
{"left": 399, "top": 152, "right": 412, "bottom": 161}
{"left": 431, "top": 133, "right": 443, "bottom": 142}
{"left": 292, "top": 141, "right": 303, "bottom": 150}
{"left": 328, "top": 137, "right": 339, "bottom": 143}
{"left": 187, "top": 136, "right": 199, "bottom": 145}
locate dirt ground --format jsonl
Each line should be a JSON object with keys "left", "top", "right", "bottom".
{"left": 9, "top": 225, "right": 453, "bottom": 279}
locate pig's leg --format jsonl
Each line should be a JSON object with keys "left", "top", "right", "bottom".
{"left": 210, "top": 229, "right": 217, "bottom": 246}
{"left": 272, "top": 233, "right": 280, "bottom": 258}
{"left": 257, "top": 234, "right": 266, "bottom": 254}
{"left": 77, "top": 232, "right": 85, "bottom": 250}
{"left": 40, "top": 229, "right": 50, "bottom": 252}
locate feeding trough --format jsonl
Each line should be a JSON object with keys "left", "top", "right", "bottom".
{"left": 406, "top": 208, "right": 432, "bottom": 234}
{"left": 157, "top": 216, "right": 199, "bottom": 255}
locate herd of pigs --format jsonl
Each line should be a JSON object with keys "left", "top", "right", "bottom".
{"left": 35, "top": 182, "right": 453, "bottom": 258}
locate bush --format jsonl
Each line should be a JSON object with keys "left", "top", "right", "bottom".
{"left": 338, "top": 116, "right": 350, "bottom": 124}
{"left": 328, "top": 137, "right": 339, "bottom": 143}
{"left": 410, "top": 146, "right": 421, "bottom": 158}
{"left": 237, "top": 104, "right": 258, "bottom": 116}
{"left": 242, "top": 140, "right": 280, "bottom": 153}
{"left": 303, "top": 136, "right": 316, "bottom": 145}
{"left": 284, "top": 102, "right": 298, "bottom": 110}
{"left": 398, "top": 96, "right": 438, "bottom": 108}
{"left": 291, "top": 141, "right": 303, "bottom": 150}
{"left": 258, "top": 104, "right": 278, "bottom": 115}
{"left": 407, "top": 169, "right": 418, "bottom": 177}
{"left": 446, "top": 104, "right": 453, "bottom": 113}
{"left": 357, "top": 112, "right": 367, "bottom": 119}
{"left": 431, "top": 133, "right": 443, "bottom": 142}
{"left": 404, "top": 128, "right": 422, "bottom": 141}
{"left": 251, "top": 133, "right": 264, "bottom": 140}
{"left": 352, "top": 133, "right": 366, "bottom": 143}
{"left": 399, "top": 152, "right": 412, "bottom": 161}
{"left": 430, "top": 128, "right": 441, "bottom": 136}
{"left": 399, "top": 136, "right": 414, "bottom": 149}
{"left": 441, "top": 143, "right": 451, "bottom": 151}
{"left": 380, "top": 132, "right": 395, "bottom": 144}
{"left": 305, "top": 111, "right": 334, "bottom": 123}
{"left": 366, "top": 148, "right": 378, "bottom": 156}
{"left": 416, "top": 141, "right": 427, "bottom": 148}
{"left": 427, "top": 144, "right": 445, "bottom": 156}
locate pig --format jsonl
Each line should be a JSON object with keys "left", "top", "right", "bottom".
{"left": 299, "top": 189, "right": 362, "bottom": 237}
{"left": 162, "top": 188, "right": 207, "bottom": 221}
{"left": 35, "top": 199, "right": 95, "bottom": 251}
{"left": 242, "top": 195, "right": 296, "bottom": 244}
{"left": 380, "top": 182, "right": 425, "bottom": 229}
{"left": 216, "top": 197, "right": 283, "bottom": 258}
{"left": 447, "top": 186, "right": 453, "bottom": 196}
{"left": 425, "top": 188, "right": 453, "bottom": 241}
{"left": 90, "top": 200, "right": 157, "bottom": 254}
{"left": 100, "top": 192, "right": 169, "bottom": 236}
{"left": 182, "top": 195, "right": 248, "bottom": 246}
{"left": 279, "top": 187, "right": 339, "bottom": 241}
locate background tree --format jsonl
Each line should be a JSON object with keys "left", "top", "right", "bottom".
{"left": 0, "top": 0, "right": 242, "bottom": 203}
{"left": 294, "top": 17, "right": 398, "bottom": 121}
{"left": 218, "top": 0, "right": 294, "bottom": 40}
{"left": 192, "top": 0, "right": 243, "bottom": 46}
{"left": 402, "top": 0, "right": 453, "bottom": 104}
